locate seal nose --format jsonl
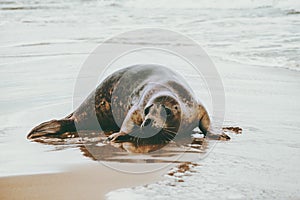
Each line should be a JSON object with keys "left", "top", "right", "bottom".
{"left": 141, "top": 118, "right": 152, "bottom": 128}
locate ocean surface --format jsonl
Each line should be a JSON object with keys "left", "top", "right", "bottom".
{"left": 0, "top": 0, "right": 300, "bottom": 199}
{"left": 1, "top": 0, "right": 299, "bottom": 71}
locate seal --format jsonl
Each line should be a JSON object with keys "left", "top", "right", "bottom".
{"left": 27, "top": 64, "right": 229, "bottom": 152}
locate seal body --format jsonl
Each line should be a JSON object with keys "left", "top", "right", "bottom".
{"left": 27, "top": 65, "right": 229, "bottom": 151}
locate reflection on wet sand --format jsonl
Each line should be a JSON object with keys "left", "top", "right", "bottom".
{"left": 30, "top": 127, "right": 240, "bottom": 164}
{"left": 31, "top": 130, "right": 209, "bottom": 164}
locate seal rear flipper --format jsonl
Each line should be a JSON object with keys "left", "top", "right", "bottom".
{"left": 27, "top": 119, "right": 77, "bottom": 139}
{"left": 197, "top": 104, "right": 230, "bottom": 141}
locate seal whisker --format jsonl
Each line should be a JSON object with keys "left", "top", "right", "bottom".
{"left": 164, "top": 129, "right": 177, "bottom": 135}
{"left": 162, "top": 129, "right": 177, "bottom": 141}
{"left": 163, "top": 126, "right": 177, "bottom": 129}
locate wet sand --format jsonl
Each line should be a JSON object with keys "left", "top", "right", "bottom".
{"left": 1, "top": 57, "right": 299, "bottom": 199}
{"left": 0, "top": 163, "right": 168, "bottom": 200}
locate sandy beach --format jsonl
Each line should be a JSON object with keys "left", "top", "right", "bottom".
{"left": 0, "top": 163, "right": 167, "bottom": 200}
{"left": 1, "top": 55, "right": 299, "bottom": 200}
{"left": 1, "top": 0, "right": 299, "bottom": 199}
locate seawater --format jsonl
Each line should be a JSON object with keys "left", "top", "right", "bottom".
{"left": 1, "top": 0, "right": 299, "bottom": 70}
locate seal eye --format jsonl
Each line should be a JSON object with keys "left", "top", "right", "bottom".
{"left": 144, "top": 104, "right": 153, "bottom": 116}
{"left": 162, "top": 105, "right": 172, "bottom": 116}
{"left": 165, "top": 107, "right": 172, "bottom": 116}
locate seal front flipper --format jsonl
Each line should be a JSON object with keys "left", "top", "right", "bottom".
{"left": 107, "top": 131, "right": 132, "bottom": 143}
{"left": 197, "top": 104, "right": 230, "bottom": 141}
{"left": 27, "top": 118, "right": 77, "bottom": 139}
{"left": 108, "top": 107, "right": 142, "bottom": 143}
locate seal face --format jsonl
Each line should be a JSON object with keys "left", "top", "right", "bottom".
{"left": 27, "top": 64, "right": 230, "bottom": 152}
